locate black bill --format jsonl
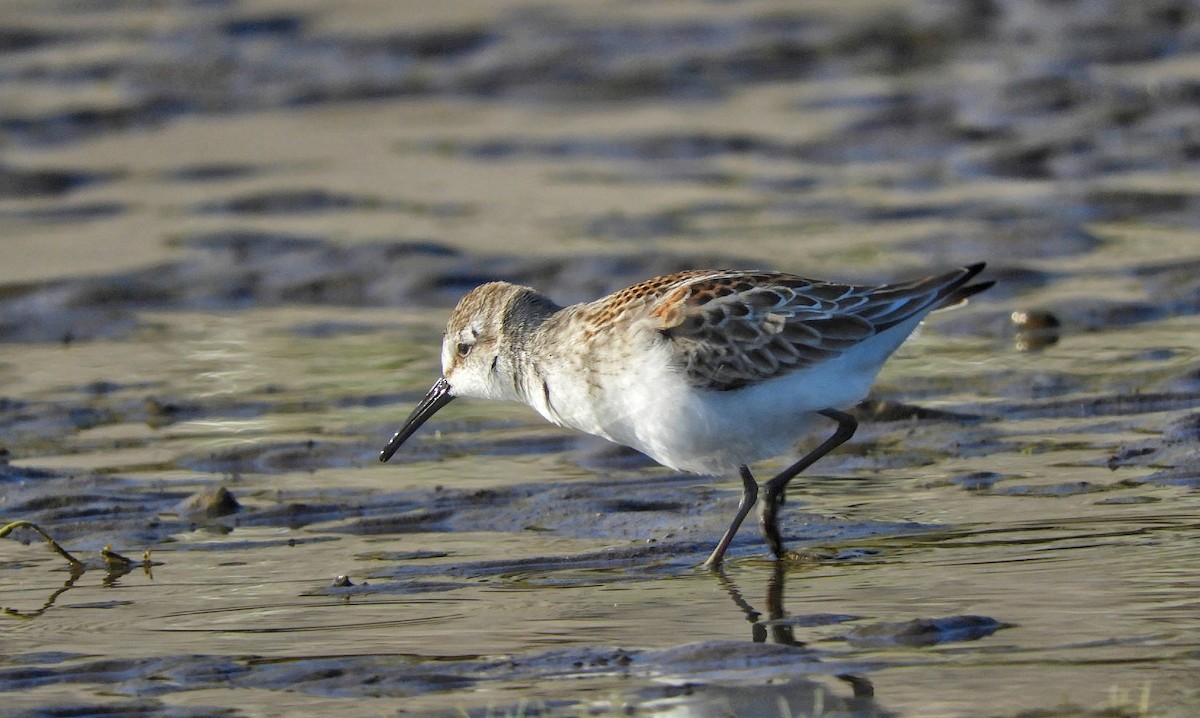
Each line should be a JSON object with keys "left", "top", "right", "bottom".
{"left": 379, "top": 376, "right": 455, "bottom": 462}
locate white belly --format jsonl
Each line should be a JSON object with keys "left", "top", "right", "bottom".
{"left": 533, "top": 319, "right": 920, "bottom": 475}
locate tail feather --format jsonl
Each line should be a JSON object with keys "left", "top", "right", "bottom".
{"left": 865, "top": 262, "right": 992, "bottom": 331}
{"left": 936, "top": 262, "right": 993, "bottom": 311}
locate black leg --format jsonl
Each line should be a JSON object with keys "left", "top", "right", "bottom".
{"left": 704, "top": 465, "right": 758, "bottom": 567}
{"left": 759, "top": 408, "right": 858, "bottom": 559}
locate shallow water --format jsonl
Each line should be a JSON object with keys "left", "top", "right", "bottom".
{"left": 3, "top": 1, "right": 1200, "bottom": 716}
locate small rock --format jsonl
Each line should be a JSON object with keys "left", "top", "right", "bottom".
{"left": 180, "top": 486, "right": 241, "bottom": 519}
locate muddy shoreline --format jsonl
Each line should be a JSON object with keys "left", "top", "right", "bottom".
{"left": 4, "top": 1, "right": 1200, "bottom": 716}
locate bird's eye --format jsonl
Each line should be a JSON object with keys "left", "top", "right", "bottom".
{"left": 456, "top": 342, "right": 473, "bottom": 358}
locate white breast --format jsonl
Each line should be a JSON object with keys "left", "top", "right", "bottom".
{"left": 530, "top": 316, "right": 924, "bottom": 475}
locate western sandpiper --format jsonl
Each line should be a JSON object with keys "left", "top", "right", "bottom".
{"left": 381, "top": 263, "right": 991, "bottom": 566}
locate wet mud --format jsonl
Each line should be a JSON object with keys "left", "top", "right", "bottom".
{"left": 3, "top": 0, "right": 1200, "bottom": 716}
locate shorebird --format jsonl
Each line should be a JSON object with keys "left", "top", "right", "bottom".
{"left": 380, "top": 263, "right": 991, "bottom": 565}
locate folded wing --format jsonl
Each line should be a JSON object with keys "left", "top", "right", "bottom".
{"left": 654, "top": 264, "right": 990, "bottom": 391}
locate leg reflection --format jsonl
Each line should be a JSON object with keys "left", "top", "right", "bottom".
{"left": 712, "top": 561, "right": 877, "bottom": 701}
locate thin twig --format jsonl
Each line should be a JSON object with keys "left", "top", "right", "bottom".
{"left": 0, "top": 520, "right": 86, "bottom": 570}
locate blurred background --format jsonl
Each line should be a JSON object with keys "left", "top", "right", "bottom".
{"left": 4, "top": 0, "right": 1198, "bottom": 316}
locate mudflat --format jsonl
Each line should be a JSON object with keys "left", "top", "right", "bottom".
{"left": 2, "top": 1, "right": 1199, "bottom": 716}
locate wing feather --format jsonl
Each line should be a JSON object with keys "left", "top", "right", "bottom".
{"left": 654, "top": 265, "right": 988, "bottom": 391}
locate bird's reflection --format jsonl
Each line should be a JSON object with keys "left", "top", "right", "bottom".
{"left": 713, "top": 561, "right": 875, "bottom": 700}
